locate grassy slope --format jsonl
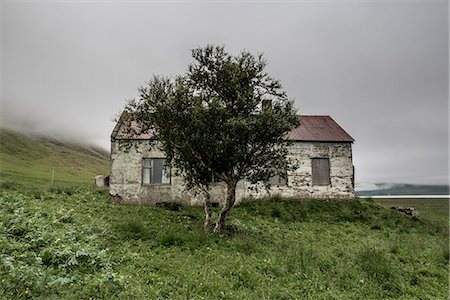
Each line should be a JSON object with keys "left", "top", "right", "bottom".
{"left": 374, "top": 198, "right": 449, "bottom": 225}
{"left": 0, "top": 186, "right": 448, "bottom": 299}
{"left": 0, "top": 128, "right": 109, "bottom": 184}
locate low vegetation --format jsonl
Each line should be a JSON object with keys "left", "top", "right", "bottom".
{"left": 1, "top": 183, "right": 448, "bottom": 299}
{"left": 374, "top": 197, "right": 449, "bottom": 225}
{"left": 0, "top": 128, "right": 109, "bottom": 184}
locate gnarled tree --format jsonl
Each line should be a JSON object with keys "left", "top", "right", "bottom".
{"left": 125, "top": 45, "right": 300, "bottom": 233}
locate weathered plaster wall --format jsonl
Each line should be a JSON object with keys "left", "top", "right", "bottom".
{"left": 246, "top": 142, "right": 355, "bottom": 199}
{"left": 110, "top": 140, "right": 184, "bottom": 205}
{"left": 109, "top": 140, "right": 354, "bottom": 206}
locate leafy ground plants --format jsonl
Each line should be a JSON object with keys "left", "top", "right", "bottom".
{"left": 0, "top": 185, "right": 448, "bottom": 299}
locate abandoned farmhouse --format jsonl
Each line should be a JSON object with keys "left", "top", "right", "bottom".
{"left": 109, "top": 113, "right": 355, "bottom": 205}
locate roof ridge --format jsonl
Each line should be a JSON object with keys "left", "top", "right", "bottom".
{"left": 111, "top": 112, "right": 354, "bottom": 142}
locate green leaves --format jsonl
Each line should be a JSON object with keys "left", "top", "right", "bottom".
{"left": 126, "top": 45, "right": 299, "bottom": 189}
{"left": 0, "top": 190, "right": 124, "bottom": 298}
{"left": 124, "top": 45, "right": 300, "bottom": 231}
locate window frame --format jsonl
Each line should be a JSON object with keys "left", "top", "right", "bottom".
{"left": 141, "top": 158, "right": 171, "bottom": 186}
{"left": 311, "top": 157, "right": 331, "bottom": 186}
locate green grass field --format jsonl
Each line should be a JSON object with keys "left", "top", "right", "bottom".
{"left": 373, "top": 198, "right": 449, "bottom": 227}
{"left": 0, "top": 184, "right": 448, "bottom": 299}
{"left": 0, "top": 128, "right": 109, "bottom": 184}
{"left": 1, "top": 128, "right": 448, "bottom": 298}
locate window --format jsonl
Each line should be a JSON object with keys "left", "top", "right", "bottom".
{"left": 267, "top": 168, "right": 288, "bottom": 186}
{"left": 142, "top": 158, "right": 170, "bottom": 185}
{"left": 312, "top": 158, "right": 330, "bottom": 186}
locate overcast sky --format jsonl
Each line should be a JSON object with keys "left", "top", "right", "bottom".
{"left": 1, "top": 0, "right": 448, "bottom": 187}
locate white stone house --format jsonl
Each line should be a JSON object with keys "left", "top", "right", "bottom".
{"left": 109, "top": 113, "right": 355, "bottom": 205}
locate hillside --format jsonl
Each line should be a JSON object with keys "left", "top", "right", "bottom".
{"left": 0, "top": 128, "right": 109, "bottom": 184}
{"left": 0, "top": 187, "right": 448, "bottom": 299}
{"left": 357, "top": 183, "right": 449, "bottom": 196}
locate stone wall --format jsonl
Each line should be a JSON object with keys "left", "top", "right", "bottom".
{"left": 109, "top": 140, "right": 355, "bottom": 205}
{"left": 261, "top": 141, "right": 355, "bottom": 199}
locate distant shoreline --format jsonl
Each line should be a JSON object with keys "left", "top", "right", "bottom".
{"left": 358, "top": 195, "right": 449, "bottom": 199}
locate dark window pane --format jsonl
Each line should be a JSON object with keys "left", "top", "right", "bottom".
{"left": 142, "top": 158, "right": 169, "bottom": 185}
{"left": 152, "top": 159, "right": 164, "bottom": 184}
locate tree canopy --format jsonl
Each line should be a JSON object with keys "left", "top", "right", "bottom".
{"left": 125, "top": 45, "right": 300, "bottom": 233}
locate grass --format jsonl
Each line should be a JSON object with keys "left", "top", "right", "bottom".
{"left": 0, "top": 128, "right": 109, "bottom": 184}
{"left": 373, "top": 198, "right": 448, "bottom": 226}
{"left": 0, "top": 184, "right": 448, "bottom": 299}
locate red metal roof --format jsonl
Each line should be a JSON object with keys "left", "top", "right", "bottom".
{"left": 112, "top": 113, "right": 354, "bottom": 143}
{"left": 286, "top": 116, "right": 354, "bottom": 142}
{"left": 111, "top": 112, "right": 155, "bottom": 140}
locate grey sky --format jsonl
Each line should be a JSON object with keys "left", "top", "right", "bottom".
{"left": 1, "top": 0, "right": 448, "bottom": 186}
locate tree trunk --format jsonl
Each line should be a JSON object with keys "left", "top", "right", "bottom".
{"left": 202, "top": 188, "right": 213, "bottom": 232}
{"left": 214, "top": 179, "right": 237, "bottom": 233}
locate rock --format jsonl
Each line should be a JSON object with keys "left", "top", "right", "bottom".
{"left": 390, "top": 206, "right": 419, "bottom": 217}
{"left": 95, "top": 175, "right": 109, "bottom": 187}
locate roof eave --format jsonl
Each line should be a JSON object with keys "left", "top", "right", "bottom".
{"left": 289, "top": 139, "right": 354, "bottom": 143}
{"left": 111, "top": 111, "right": 129, "bottom": 141}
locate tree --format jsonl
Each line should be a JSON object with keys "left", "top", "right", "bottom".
{"left": 126, "top": 45, "right": 300, "bottom": 233}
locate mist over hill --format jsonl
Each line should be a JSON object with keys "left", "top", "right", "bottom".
{"left": 0, "top": 127, "right": 109, "bottom": 184}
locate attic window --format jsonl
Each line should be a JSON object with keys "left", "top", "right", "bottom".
{"left": 142, "top": 158, "right": 170, "bottom": 185}
{"left": 312, "top": 158, "right": 330, "bottom": 186}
